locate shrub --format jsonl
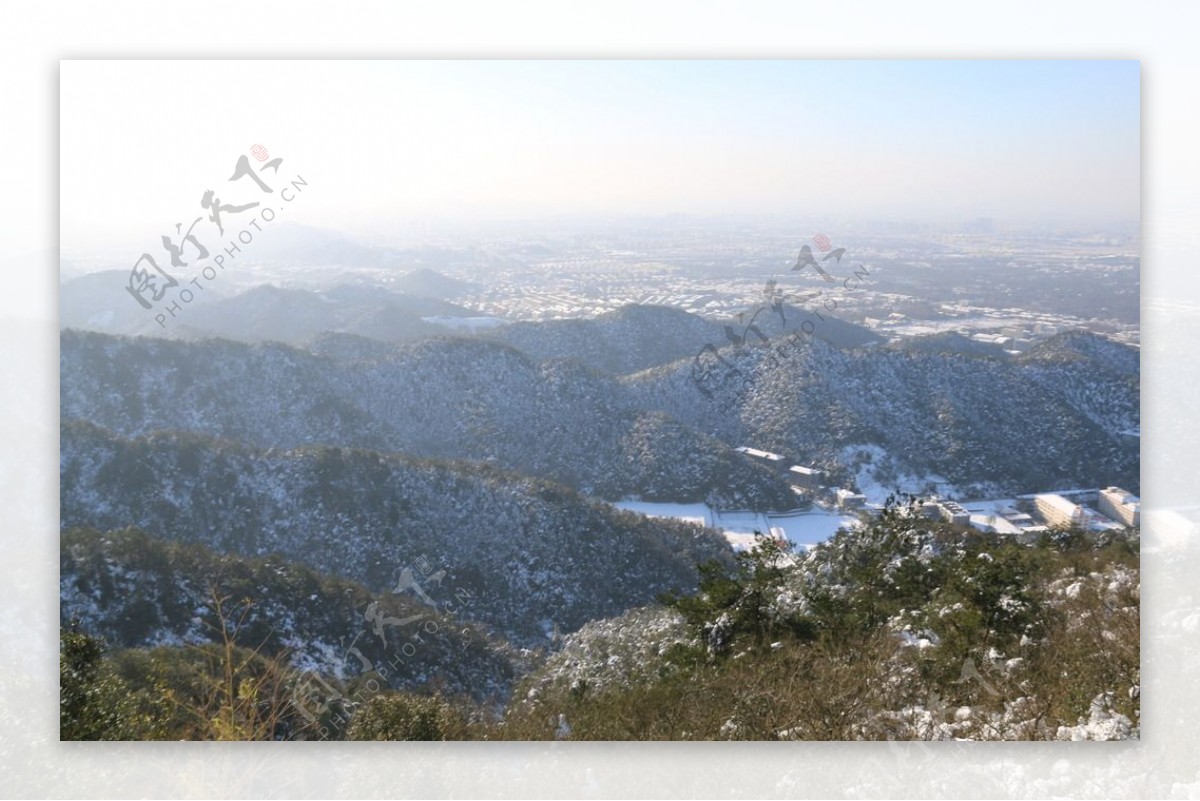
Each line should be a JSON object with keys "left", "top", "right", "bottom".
{"left": 346, "top": 693, "right": 463, "bottom": 741}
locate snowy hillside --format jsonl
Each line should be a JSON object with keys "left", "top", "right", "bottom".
{"left": 61, "top": 526, "right": 524, "bottom": 700}
{"left": 59, "top": 330, "right": 794, "bottom": 507}
{"left": 60, "top": 421, "right": 733, "bottom": 644}
{"left": 627, "top": 330, "right": 1139, "bottom": 494}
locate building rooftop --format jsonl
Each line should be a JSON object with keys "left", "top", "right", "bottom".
{"left": 1034, "top": 493, "right": 1081, "bottom": 516}
{"left": 1102, "top": 486, "right": 1140, "bottom": 505}
{"left": 736, "top": 446, "right": 784, "bottom": 462}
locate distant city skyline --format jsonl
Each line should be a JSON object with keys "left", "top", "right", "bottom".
{"left": 61, "top": 60, "right": 1139, "bottom": 253}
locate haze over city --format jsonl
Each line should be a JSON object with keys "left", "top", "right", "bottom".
{"left": 60, "top": 59, "right": 1138, "bottom": 257}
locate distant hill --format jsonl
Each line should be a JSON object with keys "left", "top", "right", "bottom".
{"left": 889, "top": 331, "right": 1009, "bottom": 359}
{"left": 60, "top": 320, "right": 1138, "bottom": 501}
{"left": 389, "top": 267, "right": 472, "bottom": 300}
{"left": 59, "top": 269, "right": 223, "bottom": 337}
{"left": 625, "top": 330, "right": 1139, "bottom": 494}
{"left": 60, "top": 422, "right": 735, "bottom": 644}
{"left": 60, "top": 330, "right": 797, "bottom": 507}
{"left": 169, "top": 284, "right": 472, "bottom": 345}
{"left": 60, "top": 277, "right": 476, "bottom": 345}
{"left": 479, "top": 303, "right": 882, "bottom": 376}
{"left": 1018, "top": 331, "right": 1140, "bottom": 436}
{"left": 481, "top": 305, "right": 720, "bottom": 375}
{"left": 64, "top": 265, "right": 882, "bottom": 375}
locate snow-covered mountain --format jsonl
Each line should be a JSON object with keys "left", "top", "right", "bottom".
{"left": 60, "top": 421, "right": 733, "bottom": 644}
{"left": 61, "top": 526, "right": 524, "bottom": 700}
{"left": 61, "top": 324, "right": 1139, "bottom": 497}
{"left": 60, "top": 278, "right": 475, "bottom": 344}
{"left": 626, "top": 330, "right": 1139, "bottom": 494}
{"left": 477, "top": 304, "right": 881, "bottom": 376}
{"left": 60, "top": 330, "right": 796, "bottom": 507}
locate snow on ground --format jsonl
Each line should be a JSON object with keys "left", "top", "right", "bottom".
{"left": 760, "top": 509, "right": 862, "bottom": 549}
{"left": 1054, "top": 692, "right": 1136, "bottom": 741}
{"left": 615, "top": 501, "right": 859, "bottom": 552}
{"left": 840, "top": 444, "right": 964, "bottom": 504}
{"left": 881, "top": 315, "right": 1012, "bottom": 338}
{"left": 712, "top": 509, "right": 771, "bottom": 535}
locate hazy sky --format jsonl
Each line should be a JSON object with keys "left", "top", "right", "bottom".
{"left": 60, "top": 60, "right": 1139, "bottom": 252}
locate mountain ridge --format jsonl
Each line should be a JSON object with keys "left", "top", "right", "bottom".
{"left": 60, "top": 420, "right": 735, "bottom": 645}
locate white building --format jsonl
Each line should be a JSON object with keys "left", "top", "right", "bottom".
{"left": 918, "top": 498, "right": 972, "bottom": 527}
{"left": 735, "top": 447, "right": 785, "bottom": 471}
{"left": 970, "top": 514, "right": 1049, "bottom": 539}
{"left": 1033, "top": 493, "right": 1084, "bottom": 528}
{"left": 1098, "top": 487, "right": 1140, "bottom": 527}
{"left": 1032, "top": 492, "right": 1126, "bottom": 532}
{"left": 937, "top": 500, "right": 971, "bottom": 527}
{"left": 836, "top": 488, "right": 867, "bottom": 510}
{"left": 787, "top": 465, "right": 823, "bottom": 490}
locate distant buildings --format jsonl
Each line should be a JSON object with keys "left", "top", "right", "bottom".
{"left": 971, "top": 332, "right": 1013, "bottom": 347}
{"left": 964, "top": 505, "right": 1047, "bottom": 538}
{"left": 735, "top": 447, "right": 786, "bottom": 473}
{"left": 1025, "top": 491, "right": 1129, "bottom": 533}
{"left": 788, "top": 465, "right": 823, "bottom": 491}
{"left": 836, "top": 488, "right": 867, "bottom": 510}
{"left": 1098, "top": 486, "right": 1140, "bottom": 527}
{"left": 936, "top": 500, "right": 971, "bottom": 526}
{"left": 957, "top": 485, "right": 1137, "bottom": 540}
{"left": 732, "top": 442, "right": 1139, "bottom": 538}
{"left": 913, "top": 498, "right": 972, "bottom": 527}
{"left": 1032, "top": 493, "right": 1084, "bottom": 528}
